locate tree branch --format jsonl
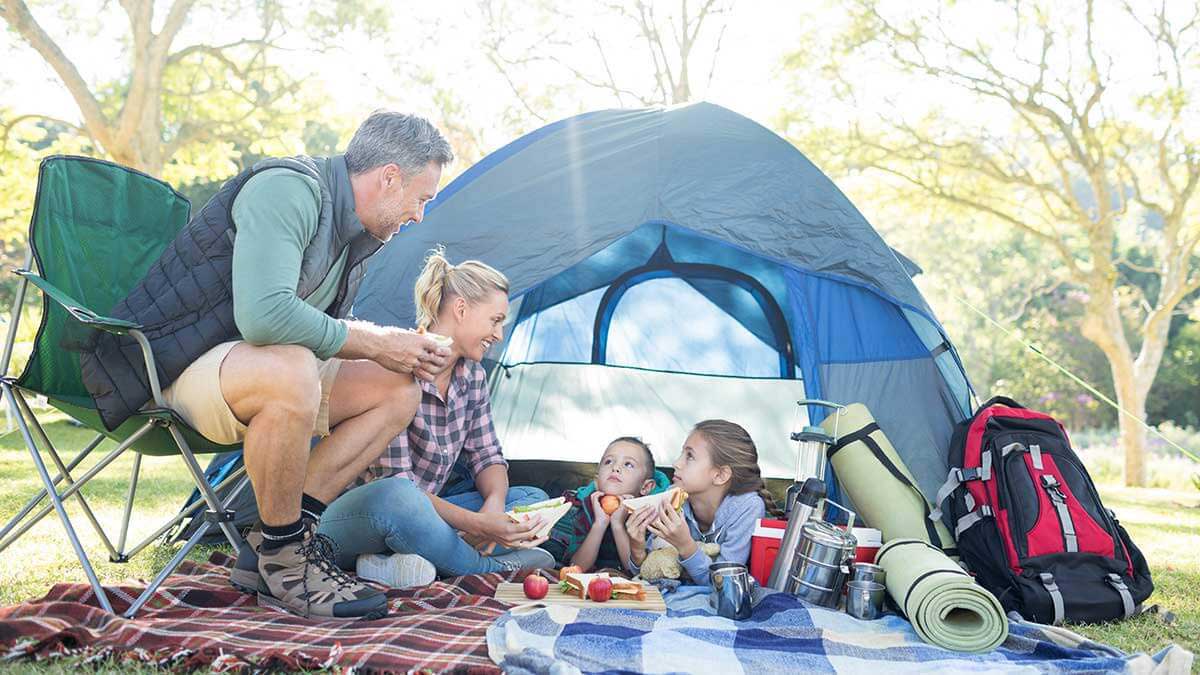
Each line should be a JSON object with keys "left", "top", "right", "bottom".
{"left": 0, "top": 0, "right": 114, "bottom": 151}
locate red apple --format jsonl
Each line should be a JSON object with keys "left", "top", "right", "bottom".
{"left": 599, "top": 495, "right": 621, "bottom": 515}
{"left": 523, "top": 574, "right": 549, "bottom": 600}
{"left": 587, "top": 576, "right": 613, "bottom": 602}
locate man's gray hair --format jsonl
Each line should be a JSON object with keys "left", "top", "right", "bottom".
{"left": 344, "top": 111, "right": 454, "bottom": 176}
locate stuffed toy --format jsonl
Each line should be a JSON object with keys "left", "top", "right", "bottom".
{"left": 638, "top": 541, "right": 721, "bottom": 581}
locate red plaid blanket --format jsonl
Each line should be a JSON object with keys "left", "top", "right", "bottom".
{"left": 0, "top": 552, "right": 515, "bottom": 672}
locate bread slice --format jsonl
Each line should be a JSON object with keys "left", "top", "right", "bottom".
{"left": 622, "top": 486, "right": 688, "bottom": 514}
{"left": 506, "top": 497, "right": 572, "bottom": 539}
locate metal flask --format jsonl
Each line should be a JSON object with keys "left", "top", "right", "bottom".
{"left": 767, "top": 477, "right": 826, "bottom": 591}
{"left": 784, "top": 501, "right": 858, "bottom": 608}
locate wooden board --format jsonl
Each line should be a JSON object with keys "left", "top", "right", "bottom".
{"left": 494, "top": 582, "right": 667, "bottom": 613}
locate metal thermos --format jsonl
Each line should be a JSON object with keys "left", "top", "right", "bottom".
{"left": 767, "top": 478, "right": 826, "bottom": 591}
{"left": 784, "top": 500, "right": 859, "bottom": 608}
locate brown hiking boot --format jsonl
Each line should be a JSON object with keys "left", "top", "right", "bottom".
{"left": 255, "top": 524, "right": 388, "bottom": 620}
{"left": 230, "top": 525, "right": 266, "bottom": 594}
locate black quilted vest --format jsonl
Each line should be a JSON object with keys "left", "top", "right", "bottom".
{"left": 80, "top": 155, "right": 382, "bottom": 431}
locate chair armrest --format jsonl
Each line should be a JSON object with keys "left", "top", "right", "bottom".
{"left": 15, "top": 269, "right": 142, "bottom": 334}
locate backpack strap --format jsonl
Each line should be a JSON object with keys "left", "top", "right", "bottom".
{"left": 1001, "top": 441, "right": 1044, "bottom": 470}
{"left": 930, "top": 450, "right": 992, "bottom": 520}
{"left": 1106, "top": 574, "right": 1135, "bottom": 619}
{"left": 954, "top": 505, "right": 993, "bottom": 537}
{"left": 1039, "top": 572, "right": 1065, "bottom": 625}
{"left": 1040, "top": 475, "right": 1079, "bottom": 553}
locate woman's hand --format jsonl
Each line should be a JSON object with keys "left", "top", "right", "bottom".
{"left": 471, "top": 510, "right": 547, "bottom": 551}
{"left": 649, "top": 504, "right": 697, "bottom": 560}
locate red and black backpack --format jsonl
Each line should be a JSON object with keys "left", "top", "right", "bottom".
{"left": 933, "top": 396, "right": 1153, "bottom": 624}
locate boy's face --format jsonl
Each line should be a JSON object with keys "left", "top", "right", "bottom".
{"left": 597, "top": 441, "right": 655, "bottom": 496}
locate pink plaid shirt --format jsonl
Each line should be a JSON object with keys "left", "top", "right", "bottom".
{"left": 359, "top": 359, "right": 507, "bottom": 494}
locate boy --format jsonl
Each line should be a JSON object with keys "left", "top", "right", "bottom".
{"left": 544, "top": 437, "right": 670, "bottom": 572}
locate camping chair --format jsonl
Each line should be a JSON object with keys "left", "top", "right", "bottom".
{"left": 0, "top": 155, "right": 248, "bottom": 617}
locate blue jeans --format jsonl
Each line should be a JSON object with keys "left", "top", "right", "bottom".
{"left": 317, "top": 477, "right": 548, "bottom": 576}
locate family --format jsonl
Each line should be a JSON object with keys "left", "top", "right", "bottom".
{"left": 81, "top": 111, "right": 774, "bottom": 620}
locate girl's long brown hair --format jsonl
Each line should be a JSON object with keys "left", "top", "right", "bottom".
{"left": 691, "top": 419, "right": 781, "bottom": 517}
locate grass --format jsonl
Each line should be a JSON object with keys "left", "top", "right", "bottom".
{"left": 0, "top": 411, "right": 1197, "bottom": 668}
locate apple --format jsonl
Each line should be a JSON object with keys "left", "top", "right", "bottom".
{"left": 599, "top": 494, "right": 621, "bottom": 515}
{"left": 523, "top": 574, "right": 549, "bottom": 600}
{"left": 587, "top": 576, "right": 613, "bottom": 603}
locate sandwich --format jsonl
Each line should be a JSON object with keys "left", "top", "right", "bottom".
{"left": 622, "top": 486, "right": 688, "bottom": 514}
{"left": 559, "top": 571, "right": 647, "bottom": 602}
{"left": 506, "top": 496, "right": 572, "bottom": 539}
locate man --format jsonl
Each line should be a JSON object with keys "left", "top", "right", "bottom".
{"left": 82, "top": 112, "right": 457, "bottom": 619}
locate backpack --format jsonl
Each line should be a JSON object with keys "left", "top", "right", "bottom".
{"left": 932, "top": 396, "right": 1153, "bottom": 624}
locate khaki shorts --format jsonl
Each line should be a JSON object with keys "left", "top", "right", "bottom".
{"left": 162, "top": 340, "right": 342, "bottom": 445}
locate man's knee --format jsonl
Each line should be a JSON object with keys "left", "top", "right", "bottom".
{"left": 381, "top": 373, "right": 421, "bottom": 433}
{"left": 509, "top": 486, "right": 549, "bottom": 508}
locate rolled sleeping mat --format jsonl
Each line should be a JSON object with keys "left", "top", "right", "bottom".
{"left": 875, "top": 538, "right": 1008, "bottom": 653}
{"left": 821, "top": 403, "right": 957, "bottom": 558}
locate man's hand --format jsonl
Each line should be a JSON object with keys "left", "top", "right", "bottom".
{"left": 472, "top": 510, "right": 547, "bottom": 550}
{"left": 376, "top": 330, "right": 451, "bottom": 381}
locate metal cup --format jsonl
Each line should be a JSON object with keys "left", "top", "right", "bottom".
{"left": 850, "top": 562, "right": 887, "bottom": 587}
{"left": 709, "top": 562, "right": 756, "bottom": 620}
{"left": 845, "top": 580, "right": 886, "bottom": 620}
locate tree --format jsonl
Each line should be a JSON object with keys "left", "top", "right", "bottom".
{"left": 0, "top": 0, "right": 378, "bottom": 177}
{"left": 477, "top": 0, "right": 734, "bottom": 125}
{"left": 815, "top": 0, "right": 1200, "bottom": 486}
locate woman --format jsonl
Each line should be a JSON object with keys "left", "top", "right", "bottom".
{"left": 318, "top": 249, "right": 553, "bottom": 587}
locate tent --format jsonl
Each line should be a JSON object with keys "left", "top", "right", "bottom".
{"left": 353, "top": 102, "right": 974, "bottom": 501}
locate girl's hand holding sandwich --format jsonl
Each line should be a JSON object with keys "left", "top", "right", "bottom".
{"left": 650, "top": 502, "right": 697, "bottom": 560}
{"left": 625, "top": 504, "right": 658, "bottom": 564}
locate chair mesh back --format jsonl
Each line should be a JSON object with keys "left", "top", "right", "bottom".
{"left": 15, "top": 156, "right": 190, "bottom": 406}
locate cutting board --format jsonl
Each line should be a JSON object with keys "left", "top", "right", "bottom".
{"left": 494, "top": 583, "right": 667, "bottom": 613}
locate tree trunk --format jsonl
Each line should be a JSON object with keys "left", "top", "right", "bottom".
{"left": 1109, "top": 358, "right": 1149, "bottom": 487}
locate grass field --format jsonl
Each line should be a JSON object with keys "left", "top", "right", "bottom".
{"left": 1, "top": 413, "right": 1197, "bottom": 666}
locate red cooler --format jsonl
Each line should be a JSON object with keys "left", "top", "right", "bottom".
{"left": 749, "top": 518, "right": 787, "bottom": 585}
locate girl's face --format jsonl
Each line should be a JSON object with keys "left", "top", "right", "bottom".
{"left": 446, "top": 290, "right": 508, "bottom": 362}
{"left": 671, "top": 431, "right": 729, "bottom": 495}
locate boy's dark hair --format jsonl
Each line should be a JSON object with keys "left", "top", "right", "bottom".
{"left": 606, "top": 436, "right": 656, "bottom": 483}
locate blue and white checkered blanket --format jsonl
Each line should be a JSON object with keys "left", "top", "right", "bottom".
{"left": 487, "top": 588, "right": 1193, "bottom": 674}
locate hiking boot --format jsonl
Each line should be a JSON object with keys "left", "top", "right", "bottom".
{"left": 489, "top": 547, "right": 556, "bottom": 573}
{"left": 356, "top": 553, "right": 437, "bottom": 589}
{"left": 230, "top": 525, "right": 265, "bottom": 594}
{"left": 256, "top": 525, "right": 388, "bottom": 620}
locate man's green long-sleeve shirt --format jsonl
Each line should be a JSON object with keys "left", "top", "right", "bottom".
{"left": 230, "top": 168, "right": 350, "bottom": 359}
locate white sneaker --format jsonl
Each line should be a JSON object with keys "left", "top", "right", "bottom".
{"left": 355, "top": 552, "right": 437, "bottom": 589}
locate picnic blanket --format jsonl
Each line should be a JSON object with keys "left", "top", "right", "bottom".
{"left": 487, "top": 587, "right": 1194, "bottom": 674}
{"left": 0, "top": 551, "right": 511, "bottom": 671}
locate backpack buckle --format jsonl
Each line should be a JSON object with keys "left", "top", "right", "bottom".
{"left": 1040, "top": 474, "right": 1066, "bottom": 502}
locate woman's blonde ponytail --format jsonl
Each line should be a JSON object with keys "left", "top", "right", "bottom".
{"left": 413, "top": 248, "right": 452, "bottom": 331}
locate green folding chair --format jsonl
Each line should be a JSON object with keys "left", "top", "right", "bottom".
{"left": 0, "top": 155, "right": 248, "bottom": 617}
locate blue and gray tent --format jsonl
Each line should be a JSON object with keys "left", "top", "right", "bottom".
{"left": 177, "top": 102, "right": 974, "bottom": 536}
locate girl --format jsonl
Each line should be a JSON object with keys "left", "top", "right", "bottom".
{"left": 625, "top": 419, "right": 775, "bottom": 585}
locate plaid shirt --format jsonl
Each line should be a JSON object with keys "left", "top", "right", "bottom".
{"left": 359, "top": 359, "right": 507, "bottom": 494}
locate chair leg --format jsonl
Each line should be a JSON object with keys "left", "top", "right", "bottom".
{"left": 121, "top": 465, "right": 248, "bottom": 561}
{"left": 0, "top": 432, "right": 104, "bottom": 553}
{"left": 2, "top": 383, "right": 114, "bottom": 614}
{"left": 114, "top": 453, "right": 142, "bottom": 560}
{"left": 166, "top": 424, "right": 244, "bottom": 551}
{"left": 122, "top": 472, "right": 254, "bottom": 618}
{"left": 14, "top": 395, "right": 119, "bottom": 561}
